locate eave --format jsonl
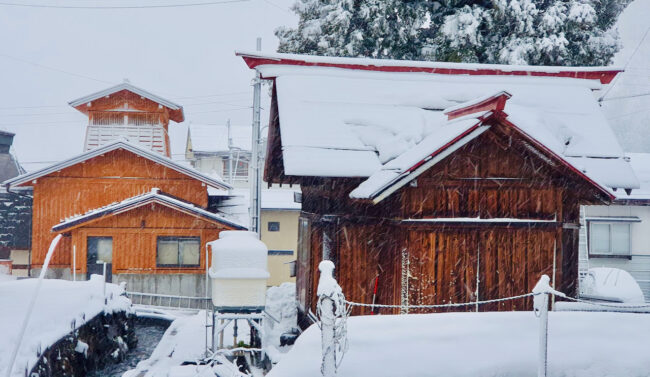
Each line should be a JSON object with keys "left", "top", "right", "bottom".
{"left": 3, "top": 139, "right": 231, "bottom": 190}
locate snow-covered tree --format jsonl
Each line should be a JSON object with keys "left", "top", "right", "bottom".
{"left": 276, "top": 0, "right": 425, "bottom": 59}
{"left": 277, "top": 0, "right": 631, "bottom": 66}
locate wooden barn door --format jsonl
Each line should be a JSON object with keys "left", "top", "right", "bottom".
{"left": 405, "top": 229, "right": 479, "bottom": 312}
{"left": 405, "top": 226, "right": 558, "bottom": 312}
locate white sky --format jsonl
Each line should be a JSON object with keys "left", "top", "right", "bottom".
{"left": 0, "top": 0, "right": 297, "bottom": 170}
{"left": 0, "top": 0, "right": 648, "bottom": 172}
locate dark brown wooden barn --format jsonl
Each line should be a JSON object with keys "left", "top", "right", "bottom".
{"left": 238, "top": 52, "right": 639, "bottom": 318}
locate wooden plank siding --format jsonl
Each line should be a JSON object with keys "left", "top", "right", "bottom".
{"left": 67, "top": 205, "right": 229, "bottom": 276}
{"left": 295, "top": 124, "right": 593, "bottom": 318}
{"left": 31, "top": 148, "right": 210, "bottom": 269}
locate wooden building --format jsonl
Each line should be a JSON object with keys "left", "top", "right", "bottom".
{"left": 4, "top": 83, "right": 243, "bottom": 297}
{"left": 238, "top": 52, "right": 640, "bottom": 317}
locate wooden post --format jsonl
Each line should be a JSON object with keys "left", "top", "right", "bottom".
{"left": 73, "top": 245, "right": 76, "bottom": 282}
{"left": 533, "top": 275, "right": 554, "bottom": 377}
{"left": 318, "top": 261, "right": 337, "bottom": 377}
{"left": 537, "top": 291, "right": 549, "bottom": 377}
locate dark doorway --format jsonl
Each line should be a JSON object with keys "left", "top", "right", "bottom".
{"left": 87, "top": 236, "right": 113, "bottom": 282}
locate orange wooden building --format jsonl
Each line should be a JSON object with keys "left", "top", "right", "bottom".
{"left": 4, "top": 83, "right": 244, "bottom": 296}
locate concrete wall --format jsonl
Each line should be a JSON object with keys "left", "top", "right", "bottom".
{"left": 582, "top": 205, "right": 650, "bottom": 301}
{"left": 114, "top": 272, "right": 209, "bottom": 297}
{"left": 261, "top": 210, "right": 299, "bottom": 286}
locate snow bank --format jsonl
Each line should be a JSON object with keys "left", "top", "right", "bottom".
{"left": 124, "top": 311, "right": 250, "bottom": 377}
{"left": 580, "top": 267, "right": 645, "bottom": 303}
{"left": 268, "top": 311, "right": 650, "bottom": 377}
{"left": 0, "top": 276, "right": 131, "bottom": 377}
{"left": 263, "top": 282, "right": 298, "bottom": 363}
{"left": 123, "top": 312, "right": 212, "bottom": 377}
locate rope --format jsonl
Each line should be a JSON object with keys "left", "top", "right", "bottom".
{"left": 345, "top": 292, "right": 539, "bottom": 309}
{"left": 560, "top": 296, "right": 650, "bottom": 310}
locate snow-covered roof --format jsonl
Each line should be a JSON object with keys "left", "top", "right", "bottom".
{"left": 3, "top": 139, "right": 231, "bottom": 190}
{"left": 209, "top": 188, "right": 301, "bottom": 228}
{"left": 188, "top": 123, "right": 251, "bottom": 153}
{"left": 238, "top": 52, "right": 638, "bottom": 200}
{"left": 68, "top": 82, "right": 184, "bottom": 122}
{"left": 52, "top": 188, "right": 246, "bottom": 232}
{"left": 616, "top": 153, "right": 650, "bottom": 201}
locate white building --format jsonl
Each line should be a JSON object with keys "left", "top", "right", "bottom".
{"left": 185, "top": 123, "right": 301, "bottom": 285}
{"left": 580, "top": 153, "right": 650, "bottom": 301}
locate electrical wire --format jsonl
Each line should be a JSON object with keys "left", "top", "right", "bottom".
{"left": 0, "top": 52, "right": 113, "bottom": 84}
{"left": 599, "top": 23, "right": 650, "bottom": 102}
{"left": 600, "top": 91, "right": 650, "bottom": 102}
{"left": 0, "top": 0, "right": 248, "bottom": 9}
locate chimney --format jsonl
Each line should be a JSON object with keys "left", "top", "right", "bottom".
{"left": 0, "top": 131, "right": 15, "bottom": 154}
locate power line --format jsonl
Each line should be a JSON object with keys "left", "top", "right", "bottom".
{"left": 599, "top": 23, "right": 650, "bottom": 102}
{"left": 259, "top": 0, "right": 289, "bottom": 13}
{"left": 0, "top": 0, "right": 248, "bottom": 9}
{"left": 600, "top": 92, "right": 650, "bottom": 102}
{"left": 0, "top": 94, "right": 251, "bottom": 111}
{"left": 0, "top": 53, "right": 113, "bottom": 84}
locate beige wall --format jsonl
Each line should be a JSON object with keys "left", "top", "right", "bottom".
{"left": 261, "top": 210, "right": 299, "bottom": 286}
{"left": 10, "top": 249, "right": 29, "bottom": 277}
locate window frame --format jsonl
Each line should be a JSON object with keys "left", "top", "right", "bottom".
{"left": 267, "top": 221, "right": 280, "bottom": 232}
{"left": 156, "top": 236, "right": 201, "bottom": 268}
{"left": 588, "top": 221, "right": 632, "bottom": 259}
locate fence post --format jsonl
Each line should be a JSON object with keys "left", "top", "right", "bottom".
{"left": 317, "top": 260, "right": 347, "bottom": 377}
{"left": 533, "top": 275, "right": 557, "bottom": 377}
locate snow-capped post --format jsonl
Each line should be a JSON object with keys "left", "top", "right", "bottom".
{"left": 532, "top": 275, "right": 565, "bottom": 377}
{"left": 317, "top": 260, "right": 348, "bottom": 377}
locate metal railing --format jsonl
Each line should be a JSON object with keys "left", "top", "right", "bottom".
{"left": 126, "top": 291, "right": 211, "bottom": 310}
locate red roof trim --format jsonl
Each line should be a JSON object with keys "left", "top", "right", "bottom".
{"left": 498, "top": 115, "right": 616, "bottom": 201}
{"left": 386, "top": 112, "right": 614, "bottom": 201}
{"left": 445, "top": 92, "right": 512, "bottom": 120}
{"left": 239, "top": 55, "right": 621, "bottom": 84}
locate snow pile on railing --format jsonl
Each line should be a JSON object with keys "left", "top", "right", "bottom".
{"left": 0, "top": 276, "right": 131, "bottom": 377}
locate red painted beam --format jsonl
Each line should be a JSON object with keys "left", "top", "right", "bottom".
{"left": 239, "top": 55, "right": 621, "bottom": 84}
{"left": 445, "top": 92, "right": 512, "bottom": 120}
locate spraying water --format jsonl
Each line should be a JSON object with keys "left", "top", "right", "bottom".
{"left": 5, "top": 234, "right": 63, "bottom": 377}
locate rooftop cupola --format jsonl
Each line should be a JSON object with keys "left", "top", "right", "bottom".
{"left": 68, "top": 81, "right": 184, "bottom": 157}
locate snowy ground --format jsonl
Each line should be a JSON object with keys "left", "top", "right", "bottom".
{"left": 0, "top": 276, "right": 131, "bottom": 377}
{"left": 124, "top": 283, "right": 297, "bottom": 377}
{"left": 268, "top": 311, "right": 650, "bottom": 377}
{"left": 122, "top": 311, "right": 245, "bottom": 377}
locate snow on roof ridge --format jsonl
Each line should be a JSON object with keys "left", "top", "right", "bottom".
{"left": 237, "top": 50, "right": 623, "bottom": 84}
{"left": 54, "top": 190, "right": 246, "bottom": 232}
{"left": 69, "top": 82, "right": 182, "bottom": 110}
{"left": 68, "top": 82, "right": 185, "bottom": 123}
{"left": 3, "top": 139, "right": 232, "bottom": 190}
{"left": 443, "top": 91, "right": 512, "bottom": 120}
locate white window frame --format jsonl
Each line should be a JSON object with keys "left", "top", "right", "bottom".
{"left": 588, "top": 221, "right": 631, "bottom": 258}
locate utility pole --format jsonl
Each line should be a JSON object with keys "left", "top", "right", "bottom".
{"left": 227, "top": 119, "right": 233, "bottom": 185}
{"left": 249, "top": 37, "right": 262, "bottom": 237}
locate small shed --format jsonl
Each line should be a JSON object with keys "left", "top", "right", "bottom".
{"left": 238, "top": 52, "right": 639, "bottom": 317}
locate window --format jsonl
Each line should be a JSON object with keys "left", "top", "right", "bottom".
{"left": 268, "top": 221, "right": 280, "bottom": 232}
{"left": 222, "top": 155, "right": 250, "bottom": 181}
{"left": 156, "top": 236, "right": 200, "bottom": 267}
{"left": 87, "top": 237, "right": 113, "bottom": 264}
{"left": 589, "top": 222, "right": 630, "bottom": 257}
